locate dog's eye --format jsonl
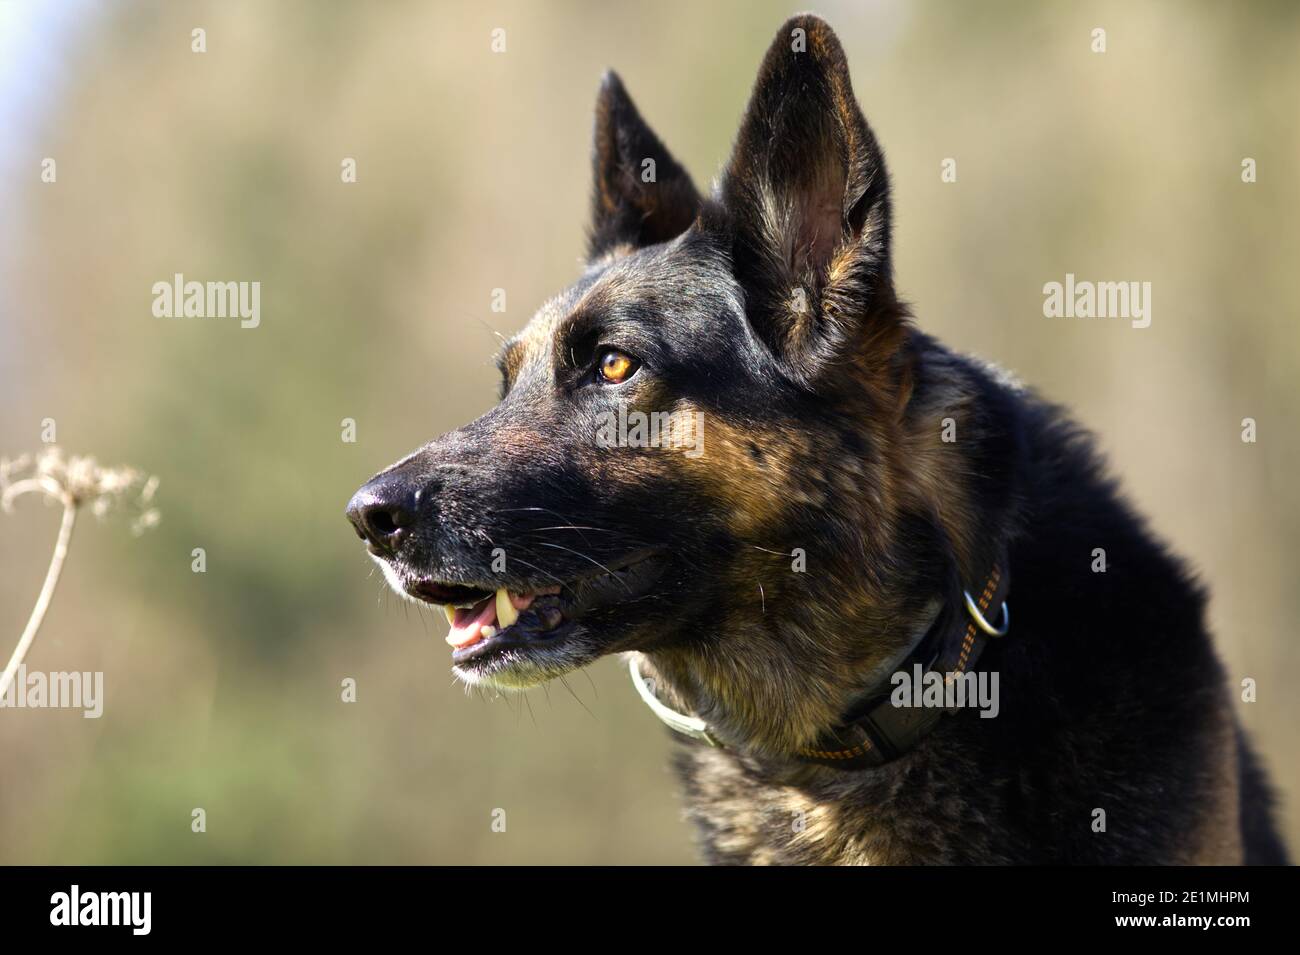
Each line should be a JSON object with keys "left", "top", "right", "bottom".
{"left": 597, "top": 348, "right": 639, "bottom": 384}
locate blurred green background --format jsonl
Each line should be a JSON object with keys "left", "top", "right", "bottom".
{"left": 0, "top": 0, "right": 1297, "bottom": 863}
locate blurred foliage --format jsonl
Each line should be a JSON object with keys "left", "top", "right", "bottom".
{"left": 1, "top": 0, "right": 1297, "bottom": 862}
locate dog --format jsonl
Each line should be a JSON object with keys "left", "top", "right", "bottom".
{"left": 346, "top": 14, "right": 1287, "bottom": 865}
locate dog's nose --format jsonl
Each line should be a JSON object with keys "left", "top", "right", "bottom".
{"left": 346, "top": 474, "right": 419, "bottom": 554}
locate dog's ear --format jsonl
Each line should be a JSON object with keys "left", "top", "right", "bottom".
{"left": 588, "top": 71, "right": 701, "bottom": 260}
{"left": 720, "top": 15, "right": 901, "bottom": 387}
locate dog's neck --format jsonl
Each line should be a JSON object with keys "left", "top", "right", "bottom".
{"left": 633, "top": 549, "right": 1011, "bottom": 769}
{"left": 632, "top": 595, "right": 939, "bottom": 743}
{"left": 634, "top": 593, "right": 948, "bottom": 760}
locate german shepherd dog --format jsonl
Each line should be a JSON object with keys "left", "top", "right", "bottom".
{"left": 347, "top": 15, "right": 1287, "bottom": 865}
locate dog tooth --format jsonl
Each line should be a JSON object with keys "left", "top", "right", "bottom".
{"left": 479, "top": 625, "right": 498, "bottom": 639}
{"left": 495, "top": 589, "right": 519, "bottom": 628}
{"left": 443, "top": 606, "right": 456, "bottom": 627}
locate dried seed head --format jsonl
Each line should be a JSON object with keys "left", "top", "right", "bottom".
{"left": 0, "top": 446, "right": 161, "bottom": 533}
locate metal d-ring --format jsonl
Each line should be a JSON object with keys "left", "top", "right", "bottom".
{"left": 963, "top": 590, "right": 1010, "bottom": 637}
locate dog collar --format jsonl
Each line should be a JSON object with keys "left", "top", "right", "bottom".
{"left": 628, "top": 560, "right": 1010, "bottom": 770}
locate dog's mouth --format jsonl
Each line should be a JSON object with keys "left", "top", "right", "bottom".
{"left": 403, "top": 550, "right": 667, "bottom": 668}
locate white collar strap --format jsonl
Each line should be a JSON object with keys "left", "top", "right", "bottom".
{"left": 628, "top": 655, "right": 722, "bottom": 747}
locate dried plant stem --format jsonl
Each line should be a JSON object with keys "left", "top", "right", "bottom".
{"left": 0, "top": 488, "right": 77, "bottom": 699}
{"left": 1, "top": 448, "right": 159, "bottom": 695}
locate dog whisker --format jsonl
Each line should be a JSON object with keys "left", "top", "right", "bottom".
{"left": 533, "top": 542, "right": 634, "bottom": 593}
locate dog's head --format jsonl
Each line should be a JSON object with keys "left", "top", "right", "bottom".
{"left": 347, "top": 16, "right": 971, "bottom": 750}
